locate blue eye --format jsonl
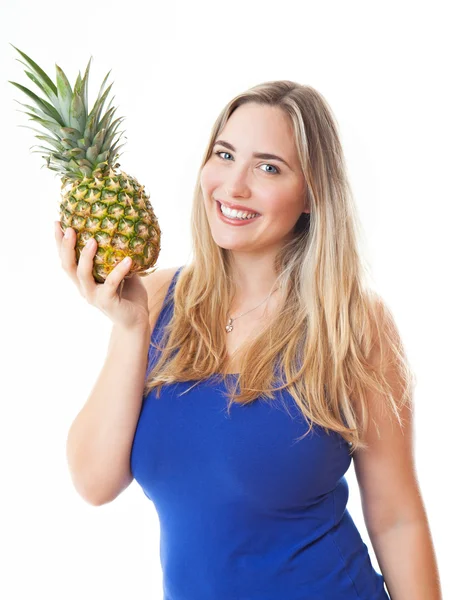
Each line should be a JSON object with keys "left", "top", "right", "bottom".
{"left": 213, "top": 150, "right": 280, "bottom": 175}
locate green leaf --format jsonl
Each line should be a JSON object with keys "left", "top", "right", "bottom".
{"left": 46, "top": 165, "right": 64, "bottom": 173}
{"left": 13, "top": 60, "right": 62, "bottom": 116}
{"left": 65, "top": 147, "right": 85, "bottom": 159}
{"left": 9, "top": 80, "right": 64, "bottom": 125}
{"left": 49, "top": 158, "right": 73, "bottom": 171}
{"left": 55, "top": 64, "right": 73, "bottom": 123}
{"left": 110, "top": 143, "right": 126, "bottom": 160}
{"left": 92, "top": 128, "right": 106, "bottom": 149}
{"left": 97, "top": 150, "right": 109, "bottom": 163}
{"left": 102, "top": 96, "right": 115, "bottom": 121}
{"left": 16, "top": 110, "right": 43, "bottom": 122}
{"left": 59, "top": 137, "right": 77, "bottom": 150}
{"left": 102, "top": 118, "right": 126, "bottom": 151}
{"left": 18, "top": 124, "right": 60, "bottom": 137}
{"left": 30, "top": 144, "right": 56, "bottom": 154}
{"left": 94, "top": 86, "right": 114, "bottom": 131}
{"left": 35, "top": 134, "right": 64, "bottom": 151}
{"left": 79, "top": 164, "right": 93, "bottom": 176}
{"left": 68, "top": 158, "right": 82, "bottom": 172}
{"left": 73, "top": 72, "right": 82, "bottom": 94}
{"left": 94, "top": 160, "right": 109, "bottom": 173}
{"left": 86, "top": 144, "right": 100, "bottom": 163}
{"left": 9, "top": 45, "right": 57, "bottom": 95}
{"left": 97, "top": 106, "right": 117, "bottom": 133}
{"left": 77, "top": 158, "right": 94, "bottom": 168}
{"left": 13, "top": 99, "right": 61, "bottom": 125}
{"left": 23, "top": 70, "right": 62, "bottom": 117}
{"left": 69, "top": 90, "right": 86, "bottom": 132}
{"left": 15, "top": 60, "right": 62, "bottom": 114}
{"left": 85, "top": 69, "right": 112, "bottom": 133}
{"left": 46, "top": 151, "right": 68, "bottom": 162}
{"left": 100, "top": 95, "right": 117, "bottom": 130}
{"left": 80, "top": 57, "right": 92, "bottom": 112}
{"left": 97, "top": 69, "right": 112, "bottom": 104}
{"left": 26, "top": 115, "right": 64, "bottom": 138}
{"left": 85, "top": 82, "right": 113, "bottom": 141}
{"left": 60, "top": 126, "right": 82, "bottom": 142}
{"left": 77, "top": 137, "right": 91, "bottom": 150}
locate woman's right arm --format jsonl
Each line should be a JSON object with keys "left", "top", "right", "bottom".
{"left": 54, "top": 221, "right": 177, "bottom": 505}
{"left": 65, "top": 322, "right": 151, "bottom": 506}
{"left": 65, "top": 266, "right": 178, "bottom": 506}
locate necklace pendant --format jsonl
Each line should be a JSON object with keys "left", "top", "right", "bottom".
{"left": 225, "top": 318, "right": 234, "bottom": 333}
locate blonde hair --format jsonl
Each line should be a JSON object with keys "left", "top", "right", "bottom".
{"left": 143, "top": 80, "right": 416, "bottom": 453}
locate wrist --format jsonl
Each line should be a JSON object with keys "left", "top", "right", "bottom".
{"left": 112, "top": 321, "right": 151, "bottom": 339}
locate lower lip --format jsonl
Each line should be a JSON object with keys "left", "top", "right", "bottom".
{"left": 215, "top": 201, "right": 261, "bottom": 226}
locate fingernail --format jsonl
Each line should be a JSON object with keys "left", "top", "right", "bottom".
{"left": 64, "top": 228, "right": 71, "bottom": 239}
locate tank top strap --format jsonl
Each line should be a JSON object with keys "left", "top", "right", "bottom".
{"left": 146, "top": 266, "right": 184, "bottom": 375}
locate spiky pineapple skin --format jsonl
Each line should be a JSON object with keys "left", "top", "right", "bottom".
{"left": 60, "top": 167, "right": 161, "bottom": 283}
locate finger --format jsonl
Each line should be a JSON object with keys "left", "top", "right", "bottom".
{"left": 54, "top": 220, "right": 62, "bottom": 241}
{"left": 77, "top": 236, "right": 100, "bottom": 299}
{"left": 101, "top": 256, "right": 133, "bottom": 301}
{"left": 54, "top": 220, "right": 66, "bottom": 253}
{"left": 58, "top": 225, "right": 81, "bottom": 282}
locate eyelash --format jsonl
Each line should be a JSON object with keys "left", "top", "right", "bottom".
{"left": 213, "top": 150, "right": 280, "bottom": 175}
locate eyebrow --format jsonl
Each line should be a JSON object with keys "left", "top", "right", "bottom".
{"left": 213, "top": 139, "right": 292, "bottom": 169}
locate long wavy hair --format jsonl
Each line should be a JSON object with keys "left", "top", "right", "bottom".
{"left": 143, "top": 80, "right": 416, "bottom": 453}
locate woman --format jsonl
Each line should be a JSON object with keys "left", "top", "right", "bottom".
{"left": 62, "top": 81, "right": 442, "bottom": 599}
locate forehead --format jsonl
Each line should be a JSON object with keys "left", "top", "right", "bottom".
{"left": 218, "top": 103, "right": 297, "bottom": 158}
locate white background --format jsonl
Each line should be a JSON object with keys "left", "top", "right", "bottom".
{"left": 1, "top": 0, "right": 448, "bottom": 598}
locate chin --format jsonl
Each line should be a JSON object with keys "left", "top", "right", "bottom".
{"left": 209, "top": 233, "right": 250, "bottom": 251}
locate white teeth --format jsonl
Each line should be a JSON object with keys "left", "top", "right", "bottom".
{"left": 220, "top": 203, "right": 258, "bottom": 220}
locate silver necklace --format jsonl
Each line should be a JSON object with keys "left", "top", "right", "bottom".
{"left": 225, "top": 286, "right": 279, "bottom": 333}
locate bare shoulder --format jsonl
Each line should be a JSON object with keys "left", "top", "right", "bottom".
{"left": 142, "top": 266, "right": 180, "bottom": 330}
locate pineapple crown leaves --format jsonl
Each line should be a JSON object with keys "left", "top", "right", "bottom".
{"left": 8, "top": 44, "right": 127, "bottom": 180}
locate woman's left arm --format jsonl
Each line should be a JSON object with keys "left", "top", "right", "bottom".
{"left": 352, "top": 308, "right": 442, "bottom": 600}
{"left": 368, "top": 517, "right": 442, "bottom": 600}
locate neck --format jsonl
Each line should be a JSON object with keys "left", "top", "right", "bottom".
{"left": 226, "top": 253, "right": 279, "bottom": 300}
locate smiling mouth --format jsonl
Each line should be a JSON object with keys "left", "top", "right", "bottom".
{"left": 216, "top": 200, "right": 261, "bottom": 220}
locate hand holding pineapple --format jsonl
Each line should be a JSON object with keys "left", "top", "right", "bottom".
{"left": 55, "top": 221, "right": 150, "bottom": 331}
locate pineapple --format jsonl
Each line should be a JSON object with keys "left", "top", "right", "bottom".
{"left": 9, "top": 44, "right": 161, "bottom": 284}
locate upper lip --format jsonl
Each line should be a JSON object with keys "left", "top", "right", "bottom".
{"left": 215, "top": 199, "right": 261, "bottom": 214}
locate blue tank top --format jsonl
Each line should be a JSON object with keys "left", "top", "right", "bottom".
{"left": 131, "top": 266, "right": 390, "bottom": 600}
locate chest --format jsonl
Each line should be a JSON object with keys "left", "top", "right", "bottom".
{"left": 223, "top": 317, "right": 262, "bottom": 368}
{"left": 131, "top": 379, "right": 352, "bottom": 510}
{"left": 223, "top": 297, "right": 281, "bottom": 373}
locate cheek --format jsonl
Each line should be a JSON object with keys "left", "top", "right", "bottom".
{"left": 199, "top": 167, "right": 208, "bottom": 194}
{"left": 200, "top": 162, "right": 218, "bottom": 195}
{"left": 264, "top": 189, "right": 302, "bottom": 216}
{"left": 200, "top": 161, "right": 223, "bottom": 195}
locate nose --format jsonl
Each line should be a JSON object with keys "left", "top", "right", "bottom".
{"left": 221, "top": 160, "right": 252, "bottom": 198}
{"left": 223, "top": 178, "right": 251, "bottom": 199}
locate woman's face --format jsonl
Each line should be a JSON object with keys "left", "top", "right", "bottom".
{"left": 200, "top": 102, "right": 309, "bottom": 254}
